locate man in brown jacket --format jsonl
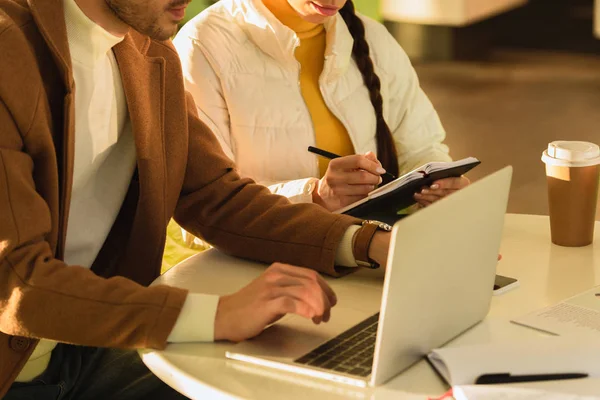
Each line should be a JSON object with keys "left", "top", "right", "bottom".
{"left": 0, "top": 0, "right": 392, "bottom": 398}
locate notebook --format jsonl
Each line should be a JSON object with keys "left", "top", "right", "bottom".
{"left": 335, "top": 157, "right": 481, "bottom": 224}
{"left": 453, "top": 385, "right": 600, "bottom": 400}
{"left": 427, "top": 337, "right": 600, "bottom": 386}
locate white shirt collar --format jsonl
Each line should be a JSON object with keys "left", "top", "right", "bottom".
{"left": 63, "top": 0, "right": 125, "bottom": 66}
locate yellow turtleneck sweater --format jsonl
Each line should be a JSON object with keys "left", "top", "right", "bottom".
{"left": 263, "top": 0, "right": 355, "bottom": 177}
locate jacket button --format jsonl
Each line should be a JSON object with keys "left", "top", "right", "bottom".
{"left": 9, "top": 336, "right": 31, "bottom": 352}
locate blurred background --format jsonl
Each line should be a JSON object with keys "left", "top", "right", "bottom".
{"left": 180, "top": 0, "right": 600, "bottom": 219}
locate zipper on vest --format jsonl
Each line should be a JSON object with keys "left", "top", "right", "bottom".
{"left": 318, "top": 58, "right": 360, "bottom": 157}
{"left": 294, "top": 59, "right": 321, "bottom": 177}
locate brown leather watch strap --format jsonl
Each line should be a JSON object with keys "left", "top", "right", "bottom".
{"left": 352, "top": 223, "right": 380, "bottom": 269}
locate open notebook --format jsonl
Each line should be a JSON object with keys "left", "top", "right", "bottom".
{"left": 427, "top": 337, "right": 600, "bottom": 386}
{"left": 335, "top": 157, "right": 481, "bottom": 223}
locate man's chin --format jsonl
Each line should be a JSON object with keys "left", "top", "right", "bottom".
{"left": 146, "top": 24, "right": 178, "bottom": 41}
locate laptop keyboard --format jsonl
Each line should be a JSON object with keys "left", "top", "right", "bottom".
{"left": 294, "top": 313, "right": 380, "bottom": 377}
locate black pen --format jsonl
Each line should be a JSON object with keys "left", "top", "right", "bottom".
{"left": 475, "top": 372, "right": 588, "bottom": 385}
{"left": 307, "top": 146, "right": 396, "bottom": 181}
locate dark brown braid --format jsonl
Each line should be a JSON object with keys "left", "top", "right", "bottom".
{"left": 339, "top": 0, "right": 399, "bottom": 179}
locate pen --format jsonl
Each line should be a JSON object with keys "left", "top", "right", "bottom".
{"left": 307, "top": 146, "right": 396, "bottom": 181}
{"left": 475, "top": 372, "right": 588, "bottom": 385}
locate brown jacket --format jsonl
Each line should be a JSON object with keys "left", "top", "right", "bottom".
{"left": 0, "top": 0, "right": 359, "bottom": 394}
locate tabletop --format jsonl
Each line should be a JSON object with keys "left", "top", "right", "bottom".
{"left": 140, "top": 214, "right": 600, "bottom": 399}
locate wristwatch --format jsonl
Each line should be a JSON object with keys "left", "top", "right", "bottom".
{"left": 352, "top": 220, "right": 393, "bottom": 269}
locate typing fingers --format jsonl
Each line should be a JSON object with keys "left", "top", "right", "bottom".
{"left": 272, "top": 264, "right": 337, "bottom": 308}
{"left": 271, "top": 285, "right": 330, "bottom": 322}
{"left": 268, "top": 296, "right": 315, "bottom": 321}
{"left": 269, "top": 276, "right": 332, "bottom": 323}
{"left": 268, "top": 283, "right": 332, "bottom": 324}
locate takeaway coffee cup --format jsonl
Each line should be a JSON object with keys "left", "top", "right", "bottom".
{"left": 541, "top": 141, "right": 600, "bottom": 247}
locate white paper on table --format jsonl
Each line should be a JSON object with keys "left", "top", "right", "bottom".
{"left": 512, "top": 287, "right": 600, "bottom": 339}
{"left": 453, "top": 385, "right": 600, "bottom": 400}
{"left": 427, "top": 337, "right": 600, "bottom": 386}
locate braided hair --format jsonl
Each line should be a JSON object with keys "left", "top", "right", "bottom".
{"left": 338, "top": 0, "right": 399, "bottom": 179}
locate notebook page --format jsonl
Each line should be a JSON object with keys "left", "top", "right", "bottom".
{"left": 366, "top": 172, "right": 421, "bottom": 200}
{"left": 423, "top": 157, "right": 481, "bottom": 174}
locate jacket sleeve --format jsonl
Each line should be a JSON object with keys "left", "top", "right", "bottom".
{"left": 173, "top": 91, "right": 360, "bottom": 277}
{"left": 0, "top": 97, "right": 186, "bottom": 349}
{"left": 374, "top": 23, "right": 452, "bottom": 174}
{"left": 172, "top": 34, "right": 319, "bottom": 204}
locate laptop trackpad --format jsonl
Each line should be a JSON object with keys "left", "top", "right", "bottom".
{"left": 230, "top": 307, "right": 375, "bottom": 361}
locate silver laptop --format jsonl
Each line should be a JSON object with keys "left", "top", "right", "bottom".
{"left": 226, "top": 166, "right": 512, "bottom": 388}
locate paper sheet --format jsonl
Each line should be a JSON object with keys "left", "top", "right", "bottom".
{"left": 512, "top": 287, "right": 600, "bottom": 339}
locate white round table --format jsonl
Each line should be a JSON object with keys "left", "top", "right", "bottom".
{"left": 140, "top": 214, "right": 600, "bottom": 399}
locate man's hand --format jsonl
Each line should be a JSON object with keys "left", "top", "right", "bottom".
{"left": 214, "top": 263, "right": 337, "bottom": 342}
{"left": 414, "top": 176, "right": 470, "bottom": 207}
{"left": 313, "top": 152, "right": 385, "bottom": 211}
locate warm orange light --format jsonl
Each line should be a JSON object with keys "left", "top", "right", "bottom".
{"left": 546, "top": 166, "right": 571, "bottom": 182}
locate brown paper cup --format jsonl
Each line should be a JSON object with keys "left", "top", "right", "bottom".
{"left": 545, "top": 164, "right": 599, "bottom": 247}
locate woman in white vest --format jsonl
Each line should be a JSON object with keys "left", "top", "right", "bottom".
{"left": 173, "top": 0, "right": 468, "bottom": 245}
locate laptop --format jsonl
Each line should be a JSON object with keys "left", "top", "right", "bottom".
{"left": 226, "top": 166, "right": 513, "bottom": 388}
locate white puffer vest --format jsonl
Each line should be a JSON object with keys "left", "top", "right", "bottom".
{"left": 174, "top": 0, "right": 451, "bottom": 203}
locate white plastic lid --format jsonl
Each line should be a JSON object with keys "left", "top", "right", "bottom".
{"left": 541, "top": 141, "right": 600, "bottom": 167}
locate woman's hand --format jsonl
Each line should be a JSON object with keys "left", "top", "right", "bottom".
{"left": 313, "top": 152, "right": 385, "bottom": 211}
{"left": 214, "top": 263, "right": 337, "bottom": 342}
{"left": 414, "top": 176, "right": 470, "bottom": 207}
